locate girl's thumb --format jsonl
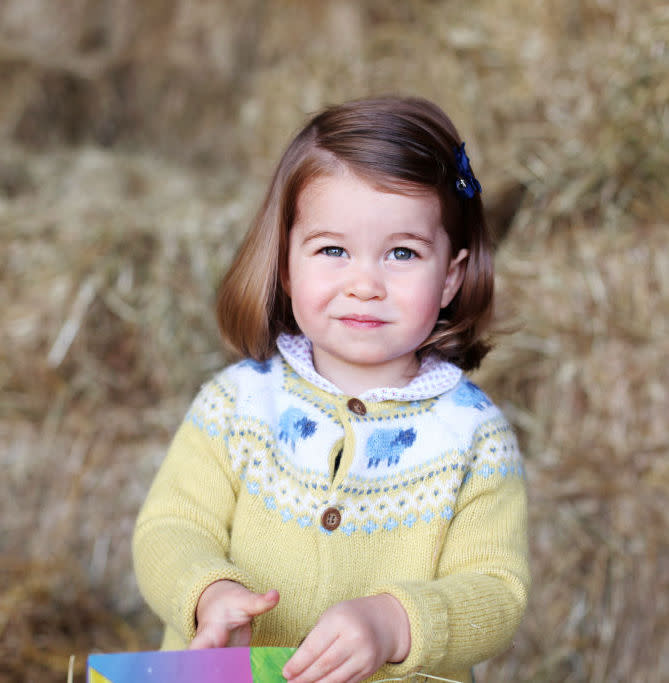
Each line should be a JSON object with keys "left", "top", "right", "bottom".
{"left": 250, "top": 589, "right": 280, "bottom": 615}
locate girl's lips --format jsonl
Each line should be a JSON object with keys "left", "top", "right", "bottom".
{"left": 339, "top": 315, "right": 386, "bottom": 328}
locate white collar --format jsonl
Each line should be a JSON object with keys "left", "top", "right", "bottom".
{"left": 276, "top": 333, "right": 462, "bottom": 402}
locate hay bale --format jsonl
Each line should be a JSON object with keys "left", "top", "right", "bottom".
{"left": 0, "top": 561, "right": 145, "bottom": 683}
{"left": 473, "top": 223, "right": 669, "bottom": 680}
{"left": 0, "top": 0, "right": 667, "bottom": 681}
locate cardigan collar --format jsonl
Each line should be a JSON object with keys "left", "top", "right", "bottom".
{"left": 276, "top": 333, "right": 462, "bottom": 402}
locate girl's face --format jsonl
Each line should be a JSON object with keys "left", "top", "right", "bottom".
{"left": 285, "top": 171, "right": 468, "bottom": 395}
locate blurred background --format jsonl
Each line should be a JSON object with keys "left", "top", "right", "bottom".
{"left": 1, "top": 1, "right": 667, "bottom": 681}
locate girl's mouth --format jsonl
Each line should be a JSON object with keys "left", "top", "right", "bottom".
{"left": 339, "top": 315, "right": 386, "bottom": 328}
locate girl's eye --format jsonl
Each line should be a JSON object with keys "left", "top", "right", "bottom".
{"left": 390, "top": 247, "right": 416, "bottom": 261}
{"left": 320, "top": 246, "right": 345, "bottom": 257}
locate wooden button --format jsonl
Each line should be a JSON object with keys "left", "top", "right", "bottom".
{"left": 347, "top": 398, "right": 366, "bottom": 415}
{"left": 321, "top": 507, "right": 342, "bottom": 531}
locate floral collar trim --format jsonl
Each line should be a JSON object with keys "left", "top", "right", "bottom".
{"left": 276, "top": 333, "right": 462, "bottom": 402}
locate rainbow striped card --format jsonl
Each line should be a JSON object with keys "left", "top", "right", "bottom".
{"left": 87, "top": 647, "right": 296, "bottom": 682}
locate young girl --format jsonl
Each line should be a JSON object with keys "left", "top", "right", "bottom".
{"left": 133, "top": 96, "right": 529, "bottom": 683}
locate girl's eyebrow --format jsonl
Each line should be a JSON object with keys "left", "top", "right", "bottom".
{"left": 300, "top": 230, "right": 345, "bottom": 244}
{"left": 388, "top": 232, "right": 435, "bottom": 246}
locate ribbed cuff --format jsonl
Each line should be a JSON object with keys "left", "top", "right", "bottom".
{"left": 173, "top": 558, "right": 256, "bottom": 642}
{"left": 370, "top": 581, "right": 449, "bottom": 676}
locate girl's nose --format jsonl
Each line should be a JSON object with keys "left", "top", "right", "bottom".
{"left": 344, "top": 262, "right": 386, "bottom": 300}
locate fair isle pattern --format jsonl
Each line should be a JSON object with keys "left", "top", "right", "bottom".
{"left": 183, "top": 353, "right": 524, "bottom": 536}
{"left": 278, "top": 364, "right": 341, "bottom": 421}
{"left": 228, "top": 422, "right": 336, "bottom": 529}
{"left": 185, "top": 373, "right": 237, "bottom": 436}
{"left": 277, "top": 333, "right": 462, "bottom": 401}
{"left": 469, "top": 420, "right": 524, "bottom": 479}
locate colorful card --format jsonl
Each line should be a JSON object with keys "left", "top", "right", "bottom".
{"left": 87, "top": 647, "right": 296, "bottom": 682}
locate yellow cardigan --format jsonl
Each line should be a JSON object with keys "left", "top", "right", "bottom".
{"left": 133, "top": 340, "right": 529, "bottom": 683}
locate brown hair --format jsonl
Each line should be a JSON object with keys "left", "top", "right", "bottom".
{"left": 217, "top": 96, "right": 494, "bottom": 371}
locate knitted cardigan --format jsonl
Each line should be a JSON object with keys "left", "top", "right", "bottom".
{"left": 132, "top": 335, "right": 529, "bottom": 683}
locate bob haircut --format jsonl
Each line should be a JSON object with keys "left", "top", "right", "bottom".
{"left": 217, "top": 96, "right": 495, "bottom": 371}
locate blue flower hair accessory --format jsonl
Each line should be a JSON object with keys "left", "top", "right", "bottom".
{"left": 453, "top": 142, "right": 482, "bottom": 198}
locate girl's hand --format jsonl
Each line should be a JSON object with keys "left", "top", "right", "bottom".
{"left": 282, "top": 594, "right": 410, "bottom": 683}
{"left": 189, "top": 580, "right": 280, "bottom": 649}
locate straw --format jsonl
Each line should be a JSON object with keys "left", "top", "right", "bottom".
{"left": 1, "top": 1, "right": 667, "bottom": 681}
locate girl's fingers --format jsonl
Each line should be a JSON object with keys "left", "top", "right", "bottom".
{"left": 190, "top": 621, "right": 253, "bottom": 650}
{"left": 283, "top": 630, "right": 337, "bottom": 680}
{"left": 221, "top": 589, "right": 279, "bottom": 626}
{"left": 188, "top": 634, "right": 209, "bottom": 650}
{"left": 224, "top": 623, "right": 252, "bottom": 647}
{"left": 190, "top": 588, "right": 279, "bottom": 651}
{"left": 285, "top": 643, "right": 367, "bottom": 683}
{"left": 189, "top": 623, "right": 229, "bottom": 650}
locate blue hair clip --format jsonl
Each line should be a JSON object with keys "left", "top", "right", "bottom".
{"left": 454, "top": 142, "right": 482, "bottom": 198}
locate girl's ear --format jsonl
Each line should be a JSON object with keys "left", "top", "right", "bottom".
{"left": 440, "top": 248, "right": 469, "bottom": 309}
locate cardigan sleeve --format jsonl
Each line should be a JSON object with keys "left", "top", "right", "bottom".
{"left": 370, "top": 420, "right": 530, "bottom": 677}
{"left": 132, "top": 415, "right": 257, "bottom": 644}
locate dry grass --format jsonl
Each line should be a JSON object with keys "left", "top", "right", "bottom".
{"left": 473, "top": 224, "right": 669, "bottom": 681}
{"left": 1, "top": 0, "right": 668, "bottom": 681}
